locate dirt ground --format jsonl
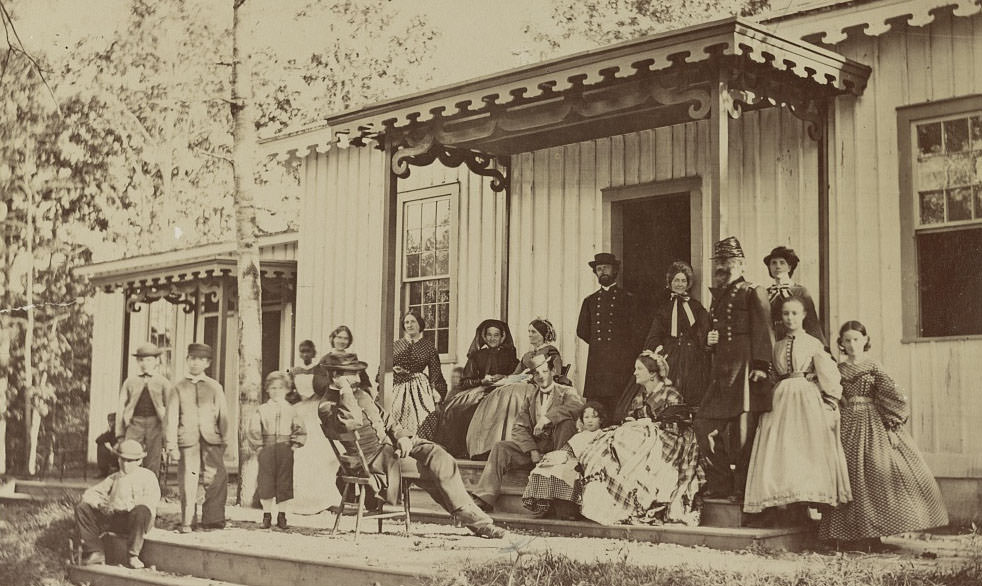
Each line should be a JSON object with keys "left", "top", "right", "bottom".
{"left": 150, "top": 502, "right": 980, "bottom": 579}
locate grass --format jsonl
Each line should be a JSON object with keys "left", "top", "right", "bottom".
{"left": 0, "top": 498, "right": 79, "bottom": 586}
{"left": 429, "top": 549, "right": 982, "bottom": 586}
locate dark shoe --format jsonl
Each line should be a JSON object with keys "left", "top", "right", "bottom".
{"left": 455, "top": 504, "right": 504, "bottom": 538}
{"left": 469, "top": 494, "right": 494, "bottom": 513}
{"left": 200, "top": 521, "right": 226, "bottom": 530}
{"left": 276, "top": 512, "right": 288, "bottom": 530}
{"left": 260, "top": 513, "right": 272, "bottom": 529}
{"left": 125, "top": 556, "right": 144, "bottom": 569}
{"left": 81, "top": 550, "right": 105, "bottom": 566}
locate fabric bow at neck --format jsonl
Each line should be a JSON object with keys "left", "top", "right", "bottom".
{"left": 670, "top": 293, "right": 695, "bottom": 337}
{"left": 768, "top": 283, "right": 792, "bottom": 302}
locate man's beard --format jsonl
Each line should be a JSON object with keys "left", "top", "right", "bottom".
{"left": 597, "top": 274, "right": 616, "bottom": 287}
{"left": 712, "top": 267, "right": 732, "bottom": 287}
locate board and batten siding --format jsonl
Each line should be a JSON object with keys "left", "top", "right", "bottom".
{"left": 86, "top": 291, "right": 126, "bottom": 462}
{"left": 507, "top": 111, "right": 819, "bottom": 392}
{"left": 825, "top": 12, "right": 982, "bottom": 477}
{"left": 294, "top": 145, "right": 507, "bottom": 382}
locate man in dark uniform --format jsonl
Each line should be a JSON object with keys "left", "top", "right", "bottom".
{"left": 576, "top": 253, "right": 641, "bottom": 415}
{"left": 693, "top": 237, "right": 774, "bottom": 499}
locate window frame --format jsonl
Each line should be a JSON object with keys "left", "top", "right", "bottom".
{"left": 394, "top": 183, "right": 460, "bottom": 362}
{"left": 898, "top": 94, "right": 982, "bottom": 341}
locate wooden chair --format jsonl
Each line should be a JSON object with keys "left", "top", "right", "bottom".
{"left": 326, "top": 426, "right": 412, "bottom": 542}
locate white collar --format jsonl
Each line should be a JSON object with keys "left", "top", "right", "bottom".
{"left": 600, "top": 284, "right": 615, "bottom": 292}
{"left": 186, "top": 373, "right": 208, "bottom": 383}
{"left": 536, "top": 382, "right": 555, "bottom": 395}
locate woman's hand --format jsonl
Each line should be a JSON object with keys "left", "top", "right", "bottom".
{"left": 392, "top": 365, "right": 407, "bottom": 375}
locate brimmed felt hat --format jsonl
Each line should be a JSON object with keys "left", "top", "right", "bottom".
{"left": 710, "top": 236, "right": 745, "bottom": 260}
{"left": 588, "top": 252, "right": 621, "bottom": 269}
{"left": 111, "top": 439, "right": 147, "bottom": 461}
{"left": 763, "top": 246, "right": 800, "bottom": 274}
{"left": 187, "top": 343, "right": 214, "bottom": 359}
{"left": 318, "top": 352, "right": 369, "bottom": 372}
{"left": 132, "top": 343, "right": 162, "bottom": 358}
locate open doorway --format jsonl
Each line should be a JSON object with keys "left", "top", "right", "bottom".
{"left": 618, "top": 193, "right": 691, "bottom": 313}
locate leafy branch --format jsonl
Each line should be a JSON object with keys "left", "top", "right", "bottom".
{"left": 0, "top": 0, "right": 59, "bottom": 114}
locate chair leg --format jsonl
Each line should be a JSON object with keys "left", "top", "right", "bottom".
{"left": 354, "top": 485, "right": 365, "bottom": 543}
{"left": 403, "top": 481, "right": 412, "bottom": 536}
{"left": 332, "top": 484, "right": 350, "bottom": 535}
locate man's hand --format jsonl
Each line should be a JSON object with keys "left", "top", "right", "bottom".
{"left": 396, "top": 436, "right": 414, "bottom": 457}
{"left": 749, "top": 370, "right": 768, "bottom": 382}
{"left": 707, "top": 330, "right": 719, "bottom": 346}
{"left": 167, "top": 447, "right": 180, "bottom": 463}
{"left": 530, "top": 450, "right": 542, "bottom": 464}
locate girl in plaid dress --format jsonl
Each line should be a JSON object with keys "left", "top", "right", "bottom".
{"left": 819, "top": 321, "right": 948, "bottom": 550}
{"left": 522, "top": 402, "right": 606, "bottom": 519}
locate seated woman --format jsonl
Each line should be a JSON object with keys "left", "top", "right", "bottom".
{"left": 522, "top": 401, "right": 606, "bottom": 520}
{"left": 435, "top": 319, "right": 519, "bottom": 458}
{"left": 466, "top": 318, "right": 567, "bottom": 459}
{"left": 578, "top": 351, "right": 704, "bottom": 526}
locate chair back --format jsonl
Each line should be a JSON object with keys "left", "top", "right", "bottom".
{"left": 326, "top": 424, "right": 384, "bottom": 493}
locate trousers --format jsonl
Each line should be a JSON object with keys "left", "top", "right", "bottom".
{"left": 75, "top": 502, "right": 152, "bottom": 556}
{"left": 693, "top": 412, "right": 760, "bottom": 497}
{"left": 178, "top": 441, "right": 227, "bottom": 525}
{"left": 124, "top": 415, "right": 163, "bottom": 479}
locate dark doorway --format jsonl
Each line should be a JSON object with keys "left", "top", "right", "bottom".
{"left": 617, "top": 193, "right": 691, "bottom": 317}
{"left": 262, "top": 310, "right": 282, "bottom": 382}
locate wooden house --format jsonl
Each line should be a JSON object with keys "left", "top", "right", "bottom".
{"left": 82, "top": 0, "right": 982, "bottom": 521}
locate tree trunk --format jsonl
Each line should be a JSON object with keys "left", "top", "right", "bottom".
{"left": 0, "top": 322, "right": 8, "bottom": 475}
{"left": 231, "top": 0, "right": 262, "bottom": 507}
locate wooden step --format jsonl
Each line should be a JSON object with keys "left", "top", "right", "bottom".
{"left": 410, "top": 509, "right": 816, "bottom": 552}
{"left": 69, "top": 564, "right": 246, "bottom": 586}
{"left": 99, "top": 533, "right": 428, "bottom": 586}
{"left": 14, "top": 478, "right": 91, "bottom": 498}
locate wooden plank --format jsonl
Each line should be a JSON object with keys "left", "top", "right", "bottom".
{"left": 563, "top": 143, "right": 582, "bottom": 372}
{"left": 951, "top": 14, "right": 974, "bottom": 97}
{"left": 547, "top": 146, "right": 566, "bottom": 340}
{"left": 708, "top": 77, "right": 727, "bottom": 245}
{"left": 624, "top": 132, "right": 640, "bottom": 186}
{"left": 672, "top": 124, "right": 686, "bottom": 179}
{"left": 639, "top": 129, "right": 654, "bottom": 184}
{"left": 655, "top": 126, "right": 673, "bottom": 181}
{"left": 579, "top": 139, "right": 598, "bottom": 390}
{"left": 929, "top": 11, "right": 954, "bottom": 101}
{"left": 610, "top": 134, "right": 625, "bottom": 188}
{"left": 905, "top": 20, "right": 931, "bottom": 104}
{"left": 756, "top": 108, "right": 778, "bottom": 257}
{"left": 378, "top": 139, "right": 399, "bottom": 398}
{"left": 726, "top": 114, "right": 744, "bottom": 245}
{"left": 685, "top": 121, "right": 698, "bottom": 177}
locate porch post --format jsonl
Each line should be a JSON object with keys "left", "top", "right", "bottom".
{"left": 379, "top": 136, "right": 399, "bottom": 405}
{"left": 708, "top": 69, "right": 728, "bottom": 246}
{"left": 816, "top": 100, "right": 832, "bottom": 340}
{"left": 217, "top": 277, "right": 229, "bottom": 384}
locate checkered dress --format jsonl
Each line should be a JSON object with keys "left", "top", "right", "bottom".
{"left": 819, "top": 360, "right": 949, "bottom": 541}
{"left": 577, "top": 409, "right": 704, "bottom": 526}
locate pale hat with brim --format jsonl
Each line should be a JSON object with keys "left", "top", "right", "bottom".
{"left": 112, "top": 439, "right": 147, "bottom": 461}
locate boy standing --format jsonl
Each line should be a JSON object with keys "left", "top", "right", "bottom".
{"left": 247, "top": 371, "right": 307, "bottom": 529}
{"left": 116, "top": 343, "right": 169, "bottom": 478}
{"left": 165, "top": 343, "right": 228, "bottom": 533}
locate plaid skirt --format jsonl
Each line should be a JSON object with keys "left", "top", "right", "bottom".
{"left": 391, "top": 373, "right": 441, "bottom": 438}
{"left": 522, "top": 446, "right": 584, "bottom": 513}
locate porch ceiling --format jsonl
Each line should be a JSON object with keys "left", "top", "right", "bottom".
{"left": 261, "top": 16, "right": 871, "bottom": 160}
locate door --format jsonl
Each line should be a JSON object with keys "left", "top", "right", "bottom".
{"left": 617, "top": 193, "right": 691, "bottom": 317}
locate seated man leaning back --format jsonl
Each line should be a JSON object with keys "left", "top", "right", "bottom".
{"left": 471, "top": 351, "right": 585, "bottom": 512}
{"left": 317, "top": 352, "right": 505, "bottom": 539}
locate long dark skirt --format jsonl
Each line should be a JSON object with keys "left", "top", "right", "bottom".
{"left": 257, "top": 442, "right": 294, "bottom": 502}
{"left": 434, "top": 386, "right": 492, "bottom": 458}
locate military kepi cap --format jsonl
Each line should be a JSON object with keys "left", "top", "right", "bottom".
{"left": 187, "top": 343, "right": 214, "bottom": 359}
{"left": 132, "top": 342, "right": 162, "bottom": 358}
{"left": 711, "top": 236, "right": 745, "bottom": 260}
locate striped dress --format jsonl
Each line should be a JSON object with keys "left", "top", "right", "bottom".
{"left": 819, "top": 359, "right": 948, "bottom": 541}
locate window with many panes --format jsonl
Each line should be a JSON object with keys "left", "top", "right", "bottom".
{"left": 399, "top": 185, "right": 457, "bottom": 356}
{"left": 900, "top": 97, "right": 982, "bottom": 338}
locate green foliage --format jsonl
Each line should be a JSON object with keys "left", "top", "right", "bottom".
{"left": 525, "top": 0, "right": 772, "bottom": 56}
{"left": 429, "top": 549, "right": 982, "bottom": 586}
{"left": 0, "top": 500, "right": 79, "bottom": 586}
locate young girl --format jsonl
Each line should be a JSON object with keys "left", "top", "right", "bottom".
{"left": 819, "top": 321, "right": 948, "bottom": 549}
{"left": 522, "top": 401, "right": 606, "bottom": 520}
{"left": 246, "top": 371, "right": 307, "bottom": 529}
{"left": 743, "top": 297, "right": 851, "bottom": 516}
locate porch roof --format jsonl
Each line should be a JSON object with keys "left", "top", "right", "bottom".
{"left": 261, "top": 16, "right": 871, "bottom": 160}
{"left": 74, "top": 232, "right": 298, "bottom": 293}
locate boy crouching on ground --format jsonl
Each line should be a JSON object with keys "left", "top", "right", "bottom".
{"left": 247, "top": 370, "right": 307, "bottom": 529}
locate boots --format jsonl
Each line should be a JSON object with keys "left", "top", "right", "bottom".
{"left": 454, "top": 504, "right": 505, "bottom": 539}
{"left": 276, "top": 512, "right": 288, "bottom": 530}
{"left": 260, "top": 513, "right": 272, "bottom": 529}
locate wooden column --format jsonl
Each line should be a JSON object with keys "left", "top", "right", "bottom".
{"left": 216, "top": 276, "right": 229, "bottom": 384}
{"left": 379, "top": 136, "right": 400, "bottom": 405}
{"left": 708, "top": 69, "right": 729, "bottom": 245}
{"left": 816, "top": 100, "right": 832, "bottom": 340}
